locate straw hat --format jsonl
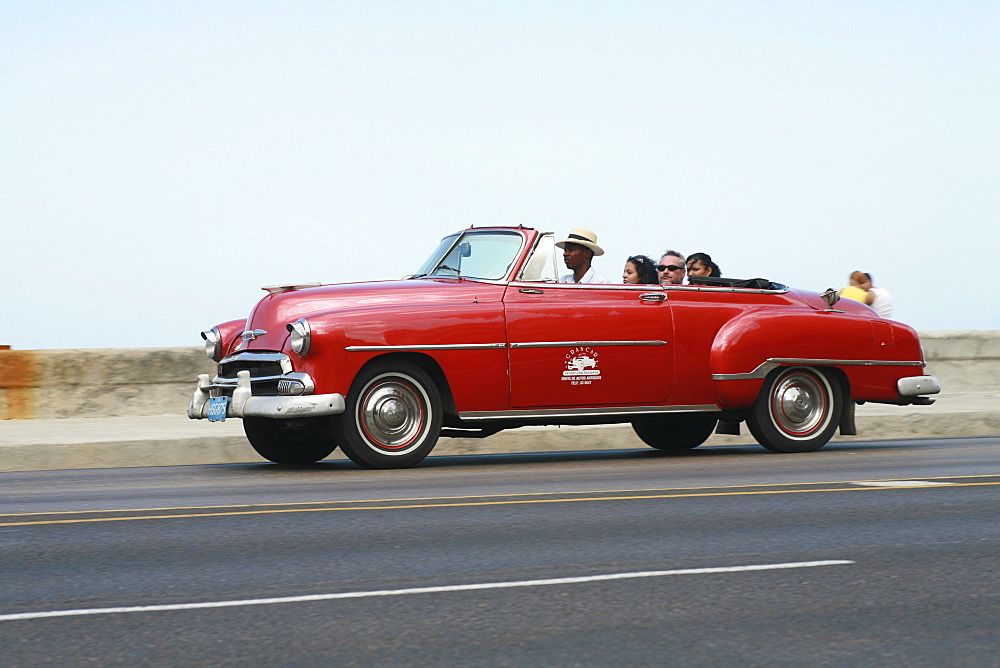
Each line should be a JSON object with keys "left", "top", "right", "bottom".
{"left": 555, "top": 228, "right": 604, "bottom": 256}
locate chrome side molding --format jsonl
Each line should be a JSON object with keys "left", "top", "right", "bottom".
{"left": 345, "top": 343, "right": 507, "bottom": 352}
{"left": 713, "top": 358, "right": 925, "bottom": 381}
{"left": 459, "top": 404, "right": 719, "bottom": 421}
{"left": 509, "top": 340, "right": 667, "bottom": 349}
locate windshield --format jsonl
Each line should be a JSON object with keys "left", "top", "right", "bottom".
{"left": 414, "top": 230, "right": 524, "bottom": 280}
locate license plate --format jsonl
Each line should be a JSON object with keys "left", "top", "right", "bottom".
{"left": 207, "top": 396, "right": 229, "bottom": 422}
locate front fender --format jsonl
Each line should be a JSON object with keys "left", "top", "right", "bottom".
{"left": 213, "top": 318, "right": 247, "bottom": 359}
{"left": 284, "top": 301, "right": 510, "bottom": 412}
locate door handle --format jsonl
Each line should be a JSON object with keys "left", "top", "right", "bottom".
{"left": 519, "top": 288, "right": 544, "bottom": 294}
{"left": 639, "top": 292, "right": 665, "bottom": 302}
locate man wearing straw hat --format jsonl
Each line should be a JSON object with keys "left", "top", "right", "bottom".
{"left": 555, "top": 228, "right": 610, "bottom": 284}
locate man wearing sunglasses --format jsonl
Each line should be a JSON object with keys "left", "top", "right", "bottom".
{"left": 657, "top": 250, "right": 686, "bottom": 285}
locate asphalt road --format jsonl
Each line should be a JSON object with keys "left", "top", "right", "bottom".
{"left": 1, "top": 437, "right": 998, "bottom": 665}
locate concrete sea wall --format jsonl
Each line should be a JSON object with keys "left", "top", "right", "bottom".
{"left": 0, "top": 332, "right": 995, "bottom": 472}
{"left": 1, "top": 331, "right": 996, "bottom": 421}
{"left": 0, "top": 347, "right": 214, "bottom": 420}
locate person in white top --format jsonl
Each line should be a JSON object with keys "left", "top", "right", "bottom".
{"left": 859, "top": 272, "right": 894, "bottom": 318}
{"left": 556, "top": 228, "right": 610, "bottom": 284}
{"left": 842, "top": 271, "right": 894, "bottom": 318}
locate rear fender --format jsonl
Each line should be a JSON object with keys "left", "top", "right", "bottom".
{"left": 709, "top": 310, "right": 925, "bottom": 408}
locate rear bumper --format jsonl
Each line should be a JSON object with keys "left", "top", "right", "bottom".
{"left": 187, "top": 371, "right": 345, "bottom": 420}
{"left": 897, "top": 375, "right": 941, "bottom": 397}
{"left": 866, "top": 375, "right": 942, "bottom": 406}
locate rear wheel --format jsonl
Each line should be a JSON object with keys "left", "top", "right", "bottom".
{"left": 746, "top": 366, "right": 841, "bottom": 453}
{"left": 631, "top": 413, "right": 718, "bottom": 451}
{"left": 243, "top": 416, "right": 336, "bottom": 464}
{"left": 335, "top": 360, "right": 442, "bottom": 469}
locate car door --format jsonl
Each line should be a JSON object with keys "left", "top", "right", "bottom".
{"left": 503, "top": 282, "right": 673, "bottom": 408}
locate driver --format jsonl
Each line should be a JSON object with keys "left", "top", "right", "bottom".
{"left": 556, "top": 228, "right": 609, "bottom": 284}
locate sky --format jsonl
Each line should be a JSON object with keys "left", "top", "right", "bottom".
{"left": 2, "top": 0, "right": 997, "bottom": 350}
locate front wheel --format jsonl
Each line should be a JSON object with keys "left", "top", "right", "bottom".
{"left": 746, "top": 366, "right": 842, "bottom": 453}
{"left": 631, "top": 413, "right": 718, "bottom": 451}
{"left": 243, "top": 416, "right": 337, "bottom": 464}
{"left": 334, "top": 360, "right": 443, "bottom": 469}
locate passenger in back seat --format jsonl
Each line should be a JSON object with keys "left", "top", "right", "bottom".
{"left": 686, "top": 252, "right": 721, "bottom": 281}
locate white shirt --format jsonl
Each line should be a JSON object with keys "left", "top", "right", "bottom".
{"left": 559, "top": 267, "right": 610, "bottom": 284}
{"left": 869, "top": 286, "right": 894, "bottom": 318}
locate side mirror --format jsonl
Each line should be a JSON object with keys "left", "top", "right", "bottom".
{"left": 821, "top": 288, "right": 840, "bottom": 309}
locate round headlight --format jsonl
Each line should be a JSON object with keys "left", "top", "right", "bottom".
{"left": 201, "top": 327, "right": 222, "bottom": 361}
{"left": 287, "top": 318, "right": 311, "bottom": 357}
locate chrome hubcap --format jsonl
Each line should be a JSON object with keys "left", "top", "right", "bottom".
{"left": 770, "top": 371, "right": 829, "bottom": 437}
{"left": 379, "top": 397, "right": 407, "bottom": 429}
{"left": 360, "top": 378, "right": 426, "bottom": 451}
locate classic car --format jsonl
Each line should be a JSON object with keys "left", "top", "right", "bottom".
{"left": 188, "top": 225, "right": 941, "bottom": 468}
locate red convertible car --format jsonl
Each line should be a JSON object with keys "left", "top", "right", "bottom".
{"left": 189, "top": 225, "right": 940, "bottom": 468}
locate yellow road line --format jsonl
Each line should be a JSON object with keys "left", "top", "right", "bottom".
{"left": 3, "top": 474, "right": 997, "bottom": 518}
{"left": 2, "top": 480, "right": 997, "bottom": 527}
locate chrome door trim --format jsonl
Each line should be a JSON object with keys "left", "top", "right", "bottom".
{"left": 509, "top": 340, "right": 667, "bottom": 349}
{"left": 712, "top": 357, "right": 926, "bottom": 381}
{"left": 505, "top": 281, "right": 787, "bottom": 294}
{"left": 347, "top": 341, "right": 667, "bottom": 352}
{"left": 665, "top": 285, "right": 789, "bottom": 295}
{"left": 458, "top": 404, "right": 719, "bottom": 421}
{"left": 345, "top": 343, "right": 508, "bottom": 352}
{"left": 508, "top": 282, "right": 659, "bottom": 290}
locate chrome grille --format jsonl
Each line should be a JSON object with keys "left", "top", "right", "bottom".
{"left": 212, "top": 352, "right": 294, "bottom": 397}
{"left": 219, "top": 351, "right": 291, "bottom": 379}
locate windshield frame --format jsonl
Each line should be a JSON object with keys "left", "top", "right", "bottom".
{"left": 410, "top": 233, "right": 461, "bottom": 279}
{"left": 513, "top": 232, "right": 559, "bottom": 283}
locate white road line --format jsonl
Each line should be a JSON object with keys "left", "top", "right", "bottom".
{"left": 0, "top": 560, "right": 853, "bottom": 622}
{"left": 853, "top": 481, "right": 957, "bottom": 487}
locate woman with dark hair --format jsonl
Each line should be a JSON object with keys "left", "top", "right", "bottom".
{"left": 622, "top": 255, "right": 659, "bottom": 284}
{"left": 686, "top": 252, "right": 721, "bottom": 279}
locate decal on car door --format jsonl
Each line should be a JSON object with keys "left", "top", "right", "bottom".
{"left": 563, "top": 347, "right": 602, "bottom": 385}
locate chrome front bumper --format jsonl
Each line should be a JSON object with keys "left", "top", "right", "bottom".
{"left": 187, "top": 370, "right": 345, "bottom": 420}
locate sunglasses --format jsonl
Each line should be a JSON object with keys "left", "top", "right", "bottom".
{"left": 656, "top": 264, "right": 683, "bottom": 272}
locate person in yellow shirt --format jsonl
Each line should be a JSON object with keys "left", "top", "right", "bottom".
{"left": 839, "top": 271, "right": 868, "bottom": 304}
{"left": 840, "top": 271, "right": 895, "bottom": 319}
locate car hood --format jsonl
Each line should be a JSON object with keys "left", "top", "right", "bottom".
{"left": 238, "top": 278, "right": 498, "bottom": 351}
